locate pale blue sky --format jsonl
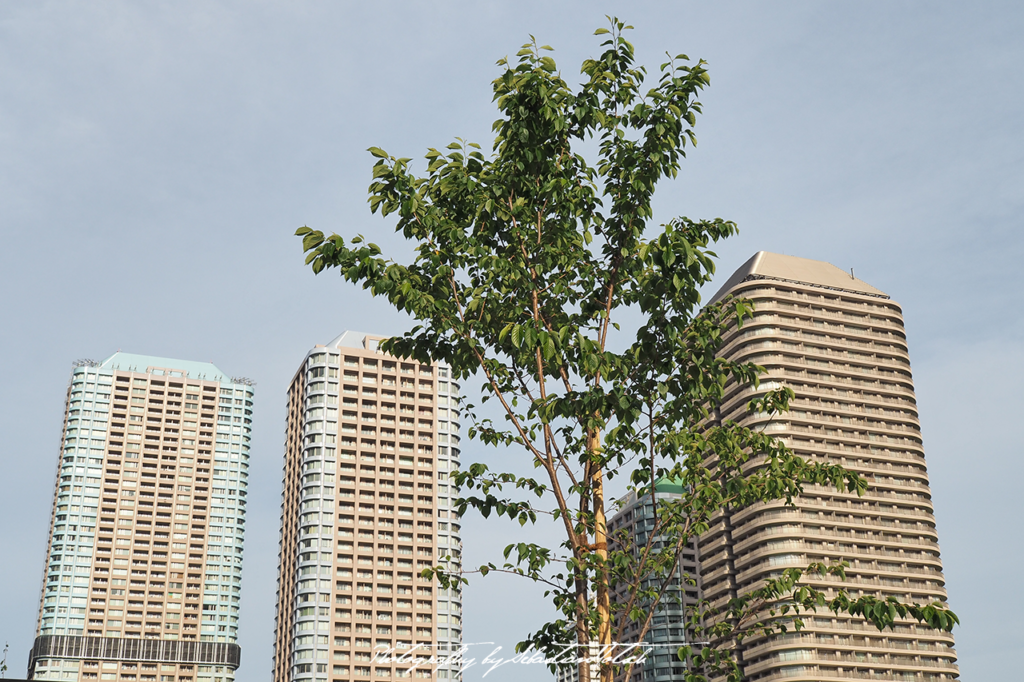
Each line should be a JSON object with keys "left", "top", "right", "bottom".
{"left": 1, "top": 2, "right": 1021, "bottom": 680}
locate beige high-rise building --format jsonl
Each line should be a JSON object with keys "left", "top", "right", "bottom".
{"left": 699, "top": 252, "right": 958, "bottom": 681}
{"left": 274, "top": 332, "right": 463, "bottom": 682}
{"left": 28, "top": 353, "right": 253, "bottom": 682}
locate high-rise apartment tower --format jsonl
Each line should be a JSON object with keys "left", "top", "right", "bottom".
{"left": 700, "top": 252, "right": 958, "bottom": 681}
{"left": 608, "top": 481, "right": 702, "bottom": 682}
{"left": 28, "top": 353, "right": 253, "bottom": 682}
{"left": 274, "top": 332, "right": 463, "bottom": 682}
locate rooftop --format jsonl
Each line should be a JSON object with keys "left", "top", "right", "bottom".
{"left": 96, "top": 352, "right": 230, "bottom": 382}
{"left": 708, "top": 251, "right": 888, "bottom": 304}
{"left": 326, "top": 330, "right": 386, "bottom": 351}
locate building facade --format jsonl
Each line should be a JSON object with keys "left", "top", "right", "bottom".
{"left": 28, "top": 353, "right": 253, "bottom": 682}
{"left": 607, "top": 481, "right": 702, "bottom": 682}
{"left": 273, "top": 332, "right": 462, "bottom": 682}
{"left": 699, "top": 252, "right": 958, "bottom": 681}
{"left": 553, "top": 642, "right": 600, "bottom": 682}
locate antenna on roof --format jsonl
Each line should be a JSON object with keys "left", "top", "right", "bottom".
{"left": 850, "top": 267, "right": 855, "bottom": 280}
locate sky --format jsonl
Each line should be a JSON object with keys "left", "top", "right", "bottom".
{"left": 1, "top": 1, "right": 1022, "bottom": 680}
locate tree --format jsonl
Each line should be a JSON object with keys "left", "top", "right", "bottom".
{"left": 296, "top": 18, "right": 957, "bottom": 682}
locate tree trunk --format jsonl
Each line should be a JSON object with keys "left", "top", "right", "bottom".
{"left": 589, "top": 429, "right": 613, "bottom": 682}
{"left": 576, "top": 571, "right": 591, "bottom": 682}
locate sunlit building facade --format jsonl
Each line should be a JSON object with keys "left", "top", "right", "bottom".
{"left": 274, "top": 332, "right": 463, "bottom": 682}
{"left": 28, "top": 353, "right": 253, "bottom": 682}
{"left": 699, "top": 252, "right": 958, "bottom": 681}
